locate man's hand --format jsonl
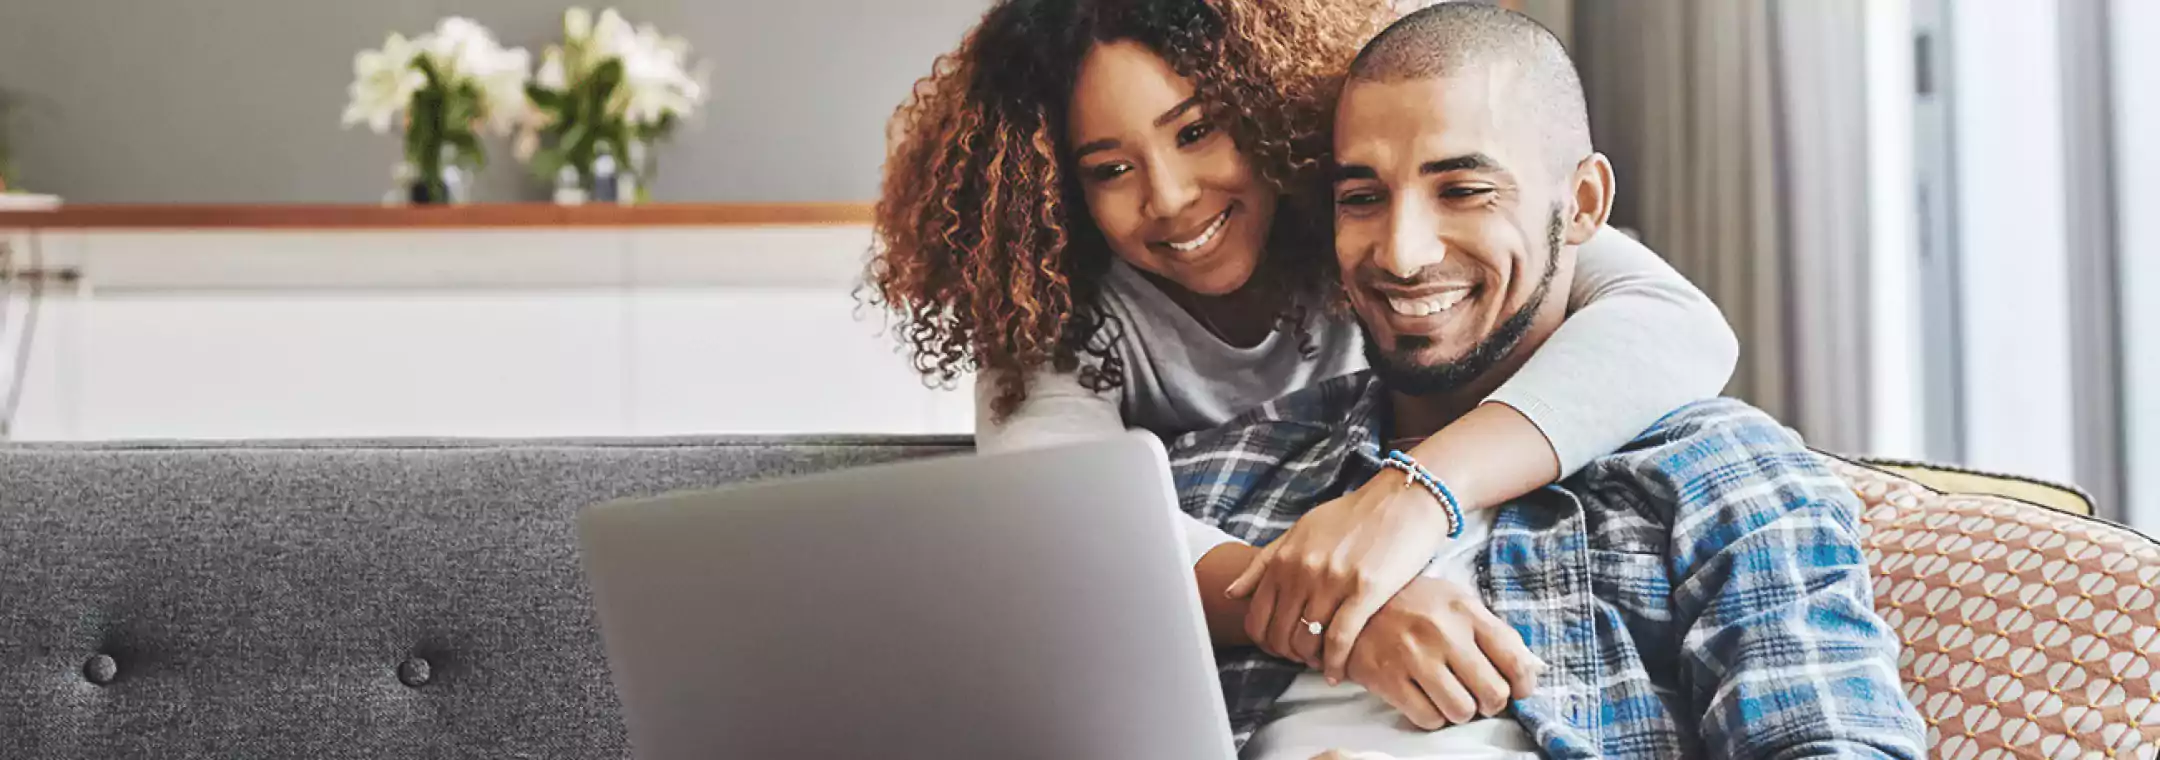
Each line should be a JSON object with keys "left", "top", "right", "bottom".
{"left": 1342, "top": 576, "right": 1543, "bottom": 730}
{"left": 1226, "top": 471, "right": 1451, "bottom": 679}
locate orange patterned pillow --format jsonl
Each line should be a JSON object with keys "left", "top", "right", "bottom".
{"left": 1832, "top": 458, "right": 2160, "bottom": 759}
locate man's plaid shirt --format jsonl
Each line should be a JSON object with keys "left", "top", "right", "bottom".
{"left": 1168, "top": 372, "right": 1924, "bottom": 758}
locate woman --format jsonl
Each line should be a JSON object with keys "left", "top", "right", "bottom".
{"left": 870, "top": 0, "right": 1735, "bottom": 703}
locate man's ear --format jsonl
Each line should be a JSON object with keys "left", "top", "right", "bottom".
{"left": 1562, "top": 153, "right": 1615, "bottom": 246}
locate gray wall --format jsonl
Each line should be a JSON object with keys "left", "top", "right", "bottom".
{"left": 0, "top": 0, "right": 989, "bottom": 203}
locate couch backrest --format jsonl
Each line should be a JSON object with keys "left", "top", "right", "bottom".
{"left": 0, "top": 436, "right": 970, "bottom": 760}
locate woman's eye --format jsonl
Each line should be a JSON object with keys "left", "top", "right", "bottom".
{"left": 1088, "top": 163, "right": 1132, "bottom": 182}
{"left": 1176, "top": 121, "right": 1217, "bottom": 147}
{"left": 1337, "top": 190, "right": 1382, "bottom": 207}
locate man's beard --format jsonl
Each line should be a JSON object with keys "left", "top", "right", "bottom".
{"left": 1361, "top": 206, "right": 1565, "bottom": 397}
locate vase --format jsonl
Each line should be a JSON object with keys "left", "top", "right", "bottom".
{"left": 404, "top": 146, "right": 470, "bottom": 206}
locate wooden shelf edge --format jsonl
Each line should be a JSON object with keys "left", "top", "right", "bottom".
{"left": 0, "top": 202, "right": 876, "bottom": 230}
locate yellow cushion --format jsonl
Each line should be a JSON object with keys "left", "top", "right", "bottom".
{"left": 1855, "top": 458, "right": 2094, "bottom": 517}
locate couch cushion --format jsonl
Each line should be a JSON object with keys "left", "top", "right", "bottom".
{"left": 1832, "top": 457, "right": 2160, "bottom": 758}
{"left": 0, "top": 436, "right": 969, "bottom": 760}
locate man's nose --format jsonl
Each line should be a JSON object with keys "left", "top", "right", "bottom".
{"left": 1375, "top": 201, "right": 1445, "bottom": 278}
{"left": 1144, "top": 159, "right": 1201, "bottom": 220}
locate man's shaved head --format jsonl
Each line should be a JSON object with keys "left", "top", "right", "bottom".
{"left": 1348, "top": 2, "right": 1591, "bottom": 176}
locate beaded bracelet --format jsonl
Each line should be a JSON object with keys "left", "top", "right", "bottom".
{"left": 1381, "top": 449, "right": 1465, "bottom": 538}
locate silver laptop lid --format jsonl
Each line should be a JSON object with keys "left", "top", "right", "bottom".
{"left": 579, "top": 433, "right": 1235, "bottom": 760}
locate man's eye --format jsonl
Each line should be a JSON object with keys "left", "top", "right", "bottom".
{"left": 1088, "top": 163, "right": 1132, "bottom": 182}
{"left": 1176, "top": 122, "right": 1217, "bottom": 147}
{"left": 1442, "top": 187, "right": 1496, "bottom": 200}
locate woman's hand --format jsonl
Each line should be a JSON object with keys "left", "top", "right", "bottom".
{"left": 1226, "top": 471, "right": 1451, "bottom": 681}
{"left": 1343, "top": 576, "right": 1543, "bottom": 730}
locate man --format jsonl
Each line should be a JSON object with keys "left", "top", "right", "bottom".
{"left": 1169, "top": 5, "right": 1924, "bottom": 758}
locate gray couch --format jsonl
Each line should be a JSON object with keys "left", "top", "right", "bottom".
{"left": 0, "top": 436, "right": 969, "bottom": 760}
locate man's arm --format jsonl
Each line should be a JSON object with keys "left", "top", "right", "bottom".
{"left": 1639, "top": 401, "right": 1924, "bottom": 759}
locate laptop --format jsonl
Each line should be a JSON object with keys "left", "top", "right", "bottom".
{"left": 577, "top": 433, "right": 1238, "bottom": 760}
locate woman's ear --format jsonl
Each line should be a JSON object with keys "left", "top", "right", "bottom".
{"left": 1563, "top": 152, "right": 1616, "bottom": 246}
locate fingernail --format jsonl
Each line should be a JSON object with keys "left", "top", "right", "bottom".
{"left": 1327, "top": 676, "right": 1340, "bottom": 686}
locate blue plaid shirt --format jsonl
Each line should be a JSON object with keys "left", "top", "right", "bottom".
{"left": 1169, "top": 372, "right": 1924, "bottom": 758}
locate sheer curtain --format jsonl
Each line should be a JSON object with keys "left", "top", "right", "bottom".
{"left": 1566, "top": 0, "right": 1877, "bottom": 453}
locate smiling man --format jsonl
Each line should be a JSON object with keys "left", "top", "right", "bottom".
{"left": 1166, "top": 4, "right": 1924, "bottom": 758}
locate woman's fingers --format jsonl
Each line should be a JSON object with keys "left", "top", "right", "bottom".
{"left": 1224, "top": 542, "right": 1276, "bottom": 599}
{"left": 1244, "top": 570, "right": 1282, "bottom": 653}
{"left": 1264, "top": 566, "right": 1314, "bottom": 662}
{"left": 1320, "top": 577, "right": 1387, "bottom": 684}
{"left": 1291, "top": 587, "right": 1347, "bottom": 668}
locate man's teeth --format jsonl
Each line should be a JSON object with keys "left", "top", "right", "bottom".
{"left": 1387, "top": 290, "right": 1470, "bottom": 317}
{"left": 1166, "top": 210, "right": 1231, "bottom": 253}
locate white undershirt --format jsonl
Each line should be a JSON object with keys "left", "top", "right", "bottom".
{"left": 1240, "top": 507, "right": 1542, "bottom": 760}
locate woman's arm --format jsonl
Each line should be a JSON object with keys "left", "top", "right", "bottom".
{"left": 1389, "top": 225, "right": 1740, "bottom": 514}
{"left": 1235, "top": 226, "right": 1739, "bottom": 681}
{"left": 973, "top": 366, "right": 1248, "bottom": 571}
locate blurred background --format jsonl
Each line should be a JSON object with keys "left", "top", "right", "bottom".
{"left": 0, "top": 0, "right": 2153, "bottom": 530}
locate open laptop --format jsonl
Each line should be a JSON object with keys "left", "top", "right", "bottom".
{"left": 577, "top": 433, "right": 1237, "bottom": 760}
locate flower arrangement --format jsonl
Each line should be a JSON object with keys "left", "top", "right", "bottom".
{"left": 341, "top": 18, "right": 531, "bottom": 203}
{"left": 518, "top": 8, "right": 708, "bottom": 202}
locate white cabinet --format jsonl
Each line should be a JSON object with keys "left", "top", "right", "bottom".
{"left": 0, "top": 226, "right": 974, "bottom": 441}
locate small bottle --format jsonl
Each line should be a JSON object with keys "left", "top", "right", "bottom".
{"left": 553, "top": 166, "right": 587, "bottom": 206}
{"left": 590, "top": 144, "right": 619, "bottom": 203}
{"left": 439, "top": 145, "right": 471, "bottom": 205}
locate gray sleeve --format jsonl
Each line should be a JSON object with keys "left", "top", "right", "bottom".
{"left": 1484, "top": 226, "right": 1741, "bottom": 476}
{"left": 974, "top": 366, "right": 1246, "bottom": 562}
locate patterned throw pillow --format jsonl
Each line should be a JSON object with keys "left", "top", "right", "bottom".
{"left": 1832, "top": 458, "right": 2160, "bottom": 759}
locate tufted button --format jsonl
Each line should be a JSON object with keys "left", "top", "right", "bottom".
{"left": 82, "top": 654, "right": 117, "bottom": 685}
{"left": 397, "top": 657, "right": 433, "bottom": 688}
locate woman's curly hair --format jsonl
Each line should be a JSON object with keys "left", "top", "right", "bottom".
{"left": 866, "top": 0, "right": 1388, "bottom": 420}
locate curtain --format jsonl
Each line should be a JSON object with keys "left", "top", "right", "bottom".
{"left": 1567, "top": 0, "right": 1876, "bottom": 453}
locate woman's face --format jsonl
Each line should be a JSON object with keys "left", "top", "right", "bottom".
{"left": 1066, "top": 41, "right": 1278, "bottom": 297}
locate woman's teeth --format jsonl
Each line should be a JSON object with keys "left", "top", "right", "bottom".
{"left": 1165, "top": 210, "right": 1231, "bottom": 253}
{"left": 1386, "top": 290, "right": 1470, "bottom": 317}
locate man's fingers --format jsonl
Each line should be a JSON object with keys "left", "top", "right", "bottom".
{"left": 1447, "top": 634, "right": 1513, "bottom": 717}
{"left": 1413, "top": 665, "right": 1478, "bottom": 727}
{"left": 1373, "top": 675, "right": 1447, "bottom": 731}
{"left": 1321, "top": 587, "right": 1387, "bottom": 684}
{"left": 1474, "top": 611, "right": 1544, "bottom": 701}
{"left": 1225, "top": 543, "right": 1275, "bottom": 599}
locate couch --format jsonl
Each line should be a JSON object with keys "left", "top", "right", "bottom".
{"left": 2, "top": 436, "right": 2154, "bottom": 759}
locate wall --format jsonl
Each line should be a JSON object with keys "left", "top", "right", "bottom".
{"left": 0, "top": 0, "right": 990, "bottom": 204}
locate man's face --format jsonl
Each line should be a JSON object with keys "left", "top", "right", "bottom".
{"left": 1331, "top": 71, "right": 1568, "bottom": 395}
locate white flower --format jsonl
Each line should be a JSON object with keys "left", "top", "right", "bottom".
{"left": 564, "top": 7, "right": 594, "bottom": 41}
{"left": 536, "top": 48, "right": 569, "bottom": 91}
{"left": 342, "top": 32, "right": 426, "bottom": 134}
{"left": 591, "top": 9, "right": 637, "bottom": 60}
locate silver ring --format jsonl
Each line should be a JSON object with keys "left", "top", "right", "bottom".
{"left": 1300, "top": 618, "right": 1324, "bottom": 635}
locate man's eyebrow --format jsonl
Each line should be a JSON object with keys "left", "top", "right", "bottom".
{"left": 1154, "top": 96, "right": 1204, "bottom": 127}
{"left": 1333, "top": 164, "right": 1377, "bottom": 182}
{"left": 1421, "top": 153, "right": 1501, "bottom": 175}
